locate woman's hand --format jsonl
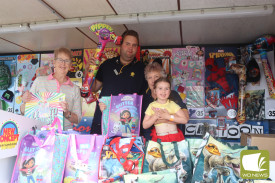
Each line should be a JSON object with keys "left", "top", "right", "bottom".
{"left": 59, "top": 101, "right": 69, "bottom": 113}
{"left": 22, "top": 90, "right": 32, "bottom": 103}
{"left": 99, "top": 102, "right": 107, "bottom": 112}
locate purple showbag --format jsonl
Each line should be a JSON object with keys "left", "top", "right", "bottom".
{"left": 108, "top": 94, "right": 143, "bottom": 137}
{"left": 63, "top": 134, "right": 105, "bottom": 183}
{"left": 11, "top": 131, "right": 55, "bottom": 183}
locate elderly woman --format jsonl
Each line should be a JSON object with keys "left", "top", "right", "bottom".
{"left": 20, "top": 47, "right": 82, "bottom": 130}
{"left": 140, "top": 61, "right": 189, "bottom": 140}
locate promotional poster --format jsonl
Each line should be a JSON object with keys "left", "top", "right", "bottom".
{"left": 13, "top": 54, "right": 40, "bottom": 115}
{"left": 0, "top": 110, "right": 44, "bottom": 160}
{"left": 0, "top": 56, "right": 17, "bottom": 113}
{"left": 67, "top": 49, "right": 84, "bottom": 78}
{"left": 142, "top": 49, "right": 172, "bottom": 75}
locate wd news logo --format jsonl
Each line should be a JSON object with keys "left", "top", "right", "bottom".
{"left": 240, "top": 150, "right": 269, "bottom": 179}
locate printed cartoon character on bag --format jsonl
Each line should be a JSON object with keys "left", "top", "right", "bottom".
{"left": 146, "top": 146, "right": 188, "bottom": 183}
{"left": 120, "top": 110, "right": 133, "bottom": 133}
{"left": 36, "top": 172, "right": 43, "bottom": 183}
{"left": 20, "top": 157, "right": 38, "bottom": 183}
{"left": 202, "top": 143, "right": 241, "bottom": 182}
{"left": 65, "top": 160, "right": 92, "bottom": 182}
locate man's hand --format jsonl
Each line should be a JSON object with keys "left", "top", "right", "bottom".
{"left": 84, "top": 51, "right": 99, "bottom": 76}
{"left": 99, "top": 102, "right": 107, "bottom": 112}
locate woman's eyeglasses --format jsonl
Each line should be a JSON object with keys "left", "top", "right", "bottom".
{"left": 55, "top": 58, "right": 71, "bottom": 64}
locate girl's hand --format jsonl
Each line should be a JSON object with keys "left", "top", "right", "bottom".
{"left": 99, "top": 102, "right": 107, "bottom": 112}
{"left": 152, "top": 107, "right": 162, "bottom": 119}
{"left": 158, "top": 109, "right": 170, "bottom": 120}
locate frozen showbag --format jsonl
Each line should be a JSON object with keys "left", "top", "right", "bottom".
{"left": 25, "top": 92, "right": 65, "bottom": 129}
{"left": 108, "top": 94, "right": 142, "bottom": 137}
{"left": 11, "top": 132, "right": 55, "bottom": 183}
{"left": 63, "top": 134, "right": 105, "bottom": 183}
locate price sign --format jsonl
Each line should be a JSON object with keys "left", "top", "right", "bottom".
{"left": 266, "top": 108, "right": 275, "bottom": 119}
{"left": 75, "top": 70, "right": 83, "bottom": 78}
{"left": 7, "top": 107, "right": 14, "bottom": 113}
{"left": 195, "top": 109, "right": 205, "bottom": 118}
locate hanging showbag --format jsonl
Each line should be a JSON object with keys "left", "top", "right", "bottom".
{"left": 123, "top": 169, "right": 178, "bottom": 183}
{"left": 37, "top": 117, "right": 73, "bottom": 183}
{"left": 191, "top": 133, "right": 257, "bottom": 183}
{"left": 11, "top": 130, "right": 55, "bottom": 183}
{"left": 99, "top": 96, "right": 111, "bottom": 135}
{"left": 186, "top": 138, "right": 203, "bottom": 169}
{"left": 63, "top": 134, "right": 105, "bottom": 183}
{"left": 107, "top": 94, "right": 143, "bottom": 137}
{"left": 143, "top": 139, "right": 192, "bottom": 183}
{"left": 98, "top": 137, "right": 145, "bottom": 183}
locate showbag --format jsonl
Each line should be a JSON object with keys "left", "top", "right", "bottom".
{"left": 11, "top": 131, "right": 55, "bottom": 183}
{"left": 123, "top": 169, "right": 178, "bottom": 183}
{"left": 107, "top": 94, "right": 142, "bottom": 137}
{"left": 98, "top": 137, "right": 145, "bottom": 182}
{"left": 99, "top": 96, "right": 111, "bottom": 136}
{"left": 191, "top": 133, "right": 256, "bottom": 183}
{"left": 143, "top": 139, "right": 192, "bottom": 183}
{"left": 33, "top": 128, "right": 71, "bottom": 183}
{"left": 63, "top": 134, "right": 105, "bottom": 183}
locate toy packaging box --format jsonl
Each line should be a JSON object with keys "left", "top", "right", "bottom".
{"left": 171, "top": 47, "right": 205, "bottom": 119}
{"left": 204, "top": 47, "right": 239, "bottom": 119}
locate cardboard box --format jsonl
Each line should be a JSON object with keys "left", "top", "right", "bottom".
{"left": 241, "top": 133, "right": 275, "bottom": 161}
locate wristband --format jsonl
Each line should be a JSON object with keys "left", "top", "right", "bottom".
{"left": 170, "top": 115, "right": 175, "bottom": 121}
{"left": 67, "top": 111, "right": 72, "bottom": 119}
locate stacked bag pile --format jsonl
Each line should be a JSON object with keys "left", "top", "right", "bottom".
{"left": 11, "top": 94, "right": 260, "bottom": 182}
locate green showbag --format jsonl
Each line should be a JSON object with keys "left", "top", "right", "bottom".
{"left": 143, "top": 139, "right": 192, "bottom": 183}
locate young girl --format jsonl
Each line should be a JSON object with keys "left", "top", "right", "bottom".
{"left": 143, "top": 77, "right": 186, "bottom": 142}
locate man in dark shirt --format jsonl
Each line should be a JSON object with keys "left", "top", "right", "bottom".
{"left": 89, "top": 30, "right": 147, "bottom": 134}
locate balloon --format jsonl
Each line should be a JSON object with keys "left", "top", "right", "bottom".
{"left": 253, "top": 35, "right": 275, "bottom": 99}
{"left": 80, "top": 23, "right": 121, "bottom": 103}
{"left": 229, "top": 64, "right": 246, "bottom": 124}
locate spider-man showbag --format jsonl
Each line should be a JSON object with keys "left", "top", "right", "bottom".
{"left": 98, "top": 137, "right": 144, "bottom": 183}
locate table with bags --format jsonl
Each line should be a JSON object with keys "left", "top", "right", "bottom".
{"left": 10, "top": 94, "right": 269, "bottom": 182}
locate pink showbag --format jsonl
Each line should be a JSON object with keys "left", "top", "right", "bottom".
{"left": 107, "top": 94, "right": 143, "bottom": 137}
{"left": 63, "top": 134, "right": 105, "bottom": 183}
{"left": 11, "top": 130, "right": 55, "bottom": 183}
